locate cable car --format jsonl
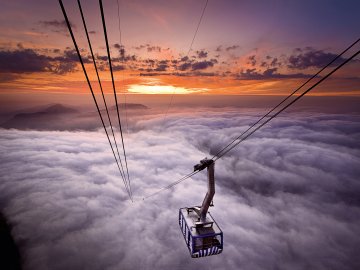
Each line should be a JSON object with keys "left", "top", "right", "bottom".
{"left": 179, "top": 159, "right": 223, "bottom": 258}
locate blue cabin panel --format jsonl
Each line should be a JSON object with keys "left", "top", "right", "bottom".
{"left": 179, "top": 207, "right": 223, "bottom": 258}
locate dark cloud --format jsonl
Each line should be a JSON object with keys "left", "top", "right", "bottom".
{"left": 122, "top": 55, "right": 136, "bottom": 62}
{"left": 50, "top": 61, "right": 77, "bottom": 75}
{"left": 145, "top": 59, "right": 155, "bottom": 66}
{"left": 62, "top": 49, "right": 82, "bottom": 63}
{"left": 134, "top": 44, "right": 146, "bottom": 50}
{"left": 191, "top": 60, "right": 215, "bottom": 70}
{"left": 52, "top": 49, "right": 91, "bottom": 73}
{"left": 113, "top": 43, "right": 121, "bottom": 49}
{"left": 238, "top": 68, "right": 311, "bottom": 80}
{"left": 288, "top": 47, "right": 346, "bottom": 69}
{"left": 196, "top": 50, "right": 208, "bottom": 58}
{"left": 100, "top": 52, "right": 136, "bottom": 69}
{"left": 38, "top": 20, "right": 75, "bottom": 33}
{"left": 270, "top": 57, "right": 280, "bottom": 67}
{"left": 251, "top": 55, "right": 284, "bottom": 70}
{"left": 248, "top": 55, "right": 256, "bottom": 66}
{"left": 140, "top": 59, "right": 169, "bottom": 72}
{"left": 147, "top": 46, "right": 161, "bottom": 53}
{"left": 0, "top": 47, "right": 86, "bottom": 75}
{"left": 159, "top": 60, "right": 168, "bottom": 65}
{"left": 89, "top": 30, "right": 96, "bottom": 35}
{"left": 133, "top": 44, "right": 162, "bottom": 53}
{"left": 96, "top": 55, "right": 108, "bottom": 61}
{"left": 112, "top": 65, "right": 125, "bottom": 71}
{"left": 154, "top": 64, "right": 168, "bottom": 72}
{"left": 215, "top": 45, "right": 222, "bottom": 52}
{"left": 0, "top": 109, "right": 359, "bottom": 270}
{"left": 263, "top": 67, "right": 280, "bottom": 77}
{"left": 174, "top": 57, "right": 217, "bottom": 72}
{"left": 178, "top": 62, "right": 192, "bottom": 71}
{"left": 0, "top": 48, "right": 51, "bottom": 73}
{"left": 225, "top": 45, "right": 239, "bottom": 51}
{"left": 113, "top": 44, "right": 125, "bottom": 59}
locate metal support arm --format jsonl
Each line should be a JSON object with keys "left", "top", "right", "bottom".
{"left": 194, "top": 158, "right": 215, "bottom": 222}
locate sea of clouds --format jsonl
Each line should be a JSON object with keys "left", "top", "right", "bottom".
{"left": 0, "top": 109, "right": 360, "bottom": 270}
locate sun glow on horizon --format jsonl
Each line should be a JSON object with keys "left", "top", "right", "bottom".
{"left": 127, "top": 84, "right": 207, "bottom": 94}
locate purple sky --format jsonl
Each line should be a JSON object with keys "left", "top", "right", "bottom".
{"left": 0, "top": 0, "right": 359, "bottom": 99}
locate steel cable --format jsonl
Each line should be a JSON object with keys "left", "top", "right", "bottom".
{"left": 77, "top": 0, "right": 130, "bottom": 195}
{"left": 99, "top": 0, "right": 133, "bottom": 200}
{"left": 59, "top": 0, "right": 132, "bottom": 200}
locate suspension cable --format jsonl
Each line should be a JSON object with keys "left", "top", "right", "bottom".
{"left": 59, "top": 0, "right": 132, "bottom": 200}
{"left": 212, "top": 37, "right": 360, "bottom": 159}
{"left": 143, "top": 0, "right": 209, "bottom": 200}
{"left": 142, "top": 171, "right": 199, "bottom": 200}
{"left": 214, "top": 47, "right": 360, "bottom": 160}
{"left": 115, "top": 0, "right": 130, "bottom": 134}
{"left": 99, "top": 0, "right": 133, "bottom": 200}
{"left": 162, "top": 0, "right": 209, "bottom": 125}
{"left": 116, "top": 0, "right": 122, "bottom": 46}
{"left": 77, "top": 0, "right": 130, "bottom": 195}
{"left": 142, "top": 39, "right": 360, "bottom": 200}
{"left": 186, "top": 0, "right": 209, "bottom": 57}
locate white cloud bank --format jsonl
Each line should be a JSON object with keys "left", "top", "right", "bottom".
{"left": 0, "top": 109, "right": 360, "bottom": 270}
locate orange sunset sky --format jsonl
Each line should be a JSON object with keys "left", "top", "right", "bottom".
{"left": 0, "top": 0, "right": 359, "bottom": 104}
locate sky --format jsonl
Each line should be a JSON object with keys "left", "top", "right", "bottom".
{"left": 0, "top": 0, "right": 359, "bottom": 105}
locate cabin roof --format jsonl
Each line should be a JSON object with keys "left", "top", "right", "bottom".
{"left": 180, "top": 207, "right": 222, "bottom": 237}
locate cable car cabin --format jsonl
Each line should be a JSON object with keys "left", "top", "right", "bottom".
{"left": 178, "top": 158, "right": 223, "bottom": 258}
{"left": 179, "top": 207, "right": 223, "bottom": 258}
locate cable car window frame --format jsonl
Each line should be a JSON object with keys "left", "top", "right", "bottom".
{"left": 179, "top": 208, "right": 223, "bottom": 258}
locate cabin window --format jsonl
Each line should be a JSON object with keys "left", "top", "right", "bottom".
{"left": 193, "top": 234, "right": 222, "bottom": 251}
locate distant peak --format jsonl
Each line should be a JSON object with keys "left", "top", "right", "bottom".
{"left": 110, "top": 103, "right": 149, "bottom": 110}
{"left": 43, "top": 104, "right": 78, "bottom": 114}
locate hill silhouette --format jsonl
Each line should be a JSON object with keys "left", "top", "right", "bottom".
{"left": 0, "top": 103, "right": 149, "bottom": 130}
{"left": 1, "top": 104, "right": 78, "bottom": 130}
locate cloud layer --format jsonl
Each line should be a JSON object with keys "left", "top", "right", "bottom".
{"left": 0, "top": 47, "right": 85, "bottom": 75}
{"left": 0, "top": 109, "right": 360, "bottom": 270}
